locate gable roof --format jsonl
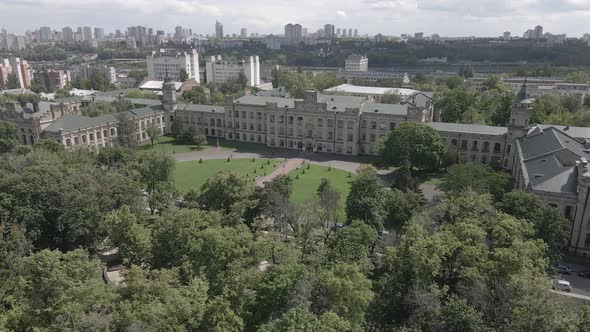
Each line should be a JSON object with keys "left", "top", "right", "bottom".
{"left": 518, "top": 126, "right": 590, "bottom": 193}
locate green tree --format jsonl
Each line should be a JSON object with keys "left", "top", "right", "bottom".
{"left": 440, "top": 163, "right": 511, "bottom": 202}
{"left": 179, "top": 68, "right": 189, "bottom": 82}
{"left": 381, "top": 92, "right": 402, "bottom": 104}
{"left": 145, "top": 122, "right": 161, "bottom": 147}
{"left": 137, "top": 152, "right": 176, "bottom": 214}
{"left": 182, "top": 86, "right": 208, "bottom": 104}
{"left": 313, "top": 263, "right": 374, "bottom": 327}
{"left": 2, "top": 249, "right": 116, "bottom": 331}
{"left": 380, "top": 122, "right": 446, "bottom": 176}
{"left": 115, "top": 111, "right": 137, "bottom": 148}
{"left": 0, "top": 119, "right": 18, "bottom": 153}
{"left": 200, "top": 297, "right": 244, "bottom": 332}
{"left": 237, "top": 71, "right": 248, "bottom": 89}
{"left": 434, "top": 87, "right": 480, "bottom": 123}
{"left": 198, "top": 170, "right": 253, "bottom": 215}
{"left": 383, "top": 189, "right": 424, "bottom": 233}
{"left": 106, "top": 206, "right": 151, "bottom": 266}
{"left": 345, "top": 171, "right": 387, "bottom": 229}
{"left": 326, "top": 220, "right": 378, "bottom": 271}
{"left": 34, "top": 139, "right": 65, "bottom": 153}
{"left": 459, "top": 64, "right": 474, "bottom": 78}
{"left": 6, "top": 73, "right": 20, "bottom": 89}
{"left": 497, "top": 191, "right": 569, "bottom": 261}
{"left": 317, "top": 178, "right": 341, "bottom": 225}
{"left": 564, "top": 71, "right": 589, "bottom": 83}
{"left": 116, "top": 266, "right": 208, "bottom": 331}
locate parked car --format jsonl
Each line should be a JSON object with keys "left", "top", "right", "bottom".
{"left": 552, "top": 279, "right": 572, "bottom": 292}
{"left": 552, "top": 265, "right": 572, "bottom": 275}
{"left": 578, "top": 271, "right": 590, "bottom": 278}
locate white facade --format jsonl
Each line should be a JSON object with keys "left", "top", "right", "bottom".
{"left": 205, "top": 55, "right": 260, "bottom": 86}
{"left": 146, "top": 49, "right": 200, "bottom": 83}
{"left": 345, "top": 55, "right": 368, "bottom": 72}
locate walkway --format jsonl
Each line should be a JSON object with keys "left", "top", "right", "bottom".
{"left": 255, "top": 158, "right": 304, "bottom": 187}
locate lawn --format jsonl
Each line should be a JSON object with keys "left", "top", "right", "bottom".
{"left": 175, "top": 158, "right": 276, "bottom": 192}
{"left": 136, "top": 136, "right": 210, "bottom": 154}
{"left": 174, "top": 158, "right": 356, "bottom": 220}
{"left": 288, "top": 163, "right": 356, "bottom": 222}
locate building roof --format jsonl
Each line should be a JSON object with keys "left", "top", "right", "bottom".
{"left": 518, "top": 125, "right": 590, "bottom": 194}
{"left": 44, "top": 105, "right": 163, "bottom": 133}
{"left": 426, "top": 122, "right": 508, "bottom": 135}
{"left": 140, "top": 81, "right": 183, "bottom": 91}
{"left": 178, "top": 104, "right": 225, "bottom": 113}
{"left": 537, "top": 124, "right": 590, "bottom": 140}
{"left": 323, "top": 84, "right": 418, "bottom": 96}
{"left": 360, "top": 103, "right": 408, "bottom": 115}
{"left": 234, "top": 95, "right": 299, "bottom": 108}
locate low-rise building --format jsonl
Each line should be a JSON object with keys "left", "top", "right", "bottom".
{"left": 34, "top": 69, "right": 71, "bottom": 91}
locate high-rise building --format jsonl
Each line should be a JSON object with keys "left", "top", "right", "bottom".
{"left": 83, "top": 26, "right": 92, "bottom": 41}
{"left": 215, "top": 21, "right": 224, "bottom": 39}
{"left": 0, "top": 59, "right": 11, "bottom": 89}
{"left": 4, "top": 57, "right": 31, "bottom": 89}
{"left": 146, "top": 49, "right": 200, "bottom": 82}
{"left": 324, "top": 24, "right": 335, "bottom": 39}
{"left": 353, "top": 29, "right": 358, "bottom": 38}
{"left": 534, "top": 25, "right": 543, "bottom": 39}
{"left": 174, "top": 26, "right": 183, "bottom": 41}
{"left": 62, "top": 27, "right": 74, "bottom": 42}
{"left": 336, "top": 28, "right": 341, "bottom": 36}
{"left": 342, "top": 29, "right": 347, "bottom": 38}
{"left": 71, "top": 63, "right": 116, "bottom": 84}
{"left": 205, "top": 55, "right": 260, "bottom": 86}
{"left": 348, "top": 28, "right": 352, "bottom": 38}
{"left": 503, "top": 31, "right": 511, "bottom": 39}
{"left": 345, "top": 54, "right": 368, "bottom": 72}
{"left": 94, "top": 27, "right": 104, "bottom": 40}
{"left": 284, "top": 23, "right": 302, "bottom": 46}
{"left": 39, "top": 26, "right": 52, "bottom": 42}
{"left": 34, "top": 69, "right": 70, "bottom": 91}
{"left": 523, "top": 29, "right": 533, "bottom": 39}
{"left": 115, "top": 29, "right": 123, "bottom": 39}
{"left": 240, "top": 28, "right": 247, "bottom": 38}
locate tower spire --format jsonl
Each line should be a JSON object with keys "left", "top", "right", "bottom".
{"left": 516, "top": 77, "right": 528, "bottom": 102}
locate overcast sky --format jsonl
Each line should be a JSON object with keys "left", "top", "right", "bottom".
{"left": 1, "top": 0, "right": 590, "bottom": 37}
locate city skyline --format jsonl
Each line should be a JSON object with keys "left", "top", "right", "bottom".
{"left": 2, "top": 0, "right": 590, "bottom": 37}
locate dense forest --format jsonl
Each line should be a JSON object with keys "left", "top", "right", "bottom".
{"left": 0, "top": 116, "right": 588, "bottom": 331}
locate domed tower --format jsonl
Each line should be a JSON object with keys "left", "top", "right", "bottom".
{"left": 161, "top": 74, "right": 177, "bottom": 134}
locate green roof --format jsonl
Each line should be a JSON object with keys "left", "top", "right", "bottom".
{"left": 361, "top": 103, "right": 408, "bottom": 115}
{"left": 178, "top": 104, "right": 225, "bottom": 113}
{"left": 44, "top": 105, "right": 163, "bottom": 133}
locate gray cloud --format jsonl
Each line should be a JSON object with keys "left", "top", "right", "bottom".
{"left": 0, "top": 0, "right": 588, "bottom": 37}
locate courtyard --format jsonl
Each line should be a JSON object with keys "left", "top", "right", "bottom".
{"left": 175, "top": 157, "right": 356, "bottom": 220}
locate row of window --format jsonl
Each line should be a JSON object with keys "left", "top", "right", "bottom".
{"left": 447, "top": 138, "right": 504, "bottom": 153}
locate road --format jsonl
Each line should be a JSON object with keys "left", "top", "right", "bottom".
{"left": 551, "top": 290, "right": 590, "bottom": 301}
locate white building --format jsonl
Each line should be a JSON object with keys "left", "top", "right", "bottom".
{"left": 345, "top": 55, "right": 368, "bottom": 72}
{"left": 205, "top": 55, "right": 260, "bottom": 86}
{"left": 146, "top": 49, "right": 200, "bottom": 83}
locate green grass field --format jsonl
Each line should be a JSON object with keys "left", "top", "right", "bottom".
{"left": 175, "top": 158, "right": 276, "bottom": 192}
{"left": 174, "top": 159, "right": 356, "bottom": 220}
{"left": 136, "top": 136, "right": 209, "bottom": 154}
{"left": 289, "top": 164, "right": 356, "bottom": 221}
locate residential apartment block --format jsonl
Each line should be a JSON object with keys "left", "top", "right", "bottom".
{"left": 205, "top": 55, "right": 260, "bottom": 86}
{"left": 345, "top": 54, "right": 368, "bottom": 72}
{"left": 146, "top": 49, "right": 200, "bottom": 82}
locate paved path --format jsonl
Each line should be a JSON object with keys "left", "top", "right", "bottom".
{"left": 255, "top": 158, "right": 304, "bottom": 187}
{"left": 551, "top": 290, "right": 590, "bottom": 301}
